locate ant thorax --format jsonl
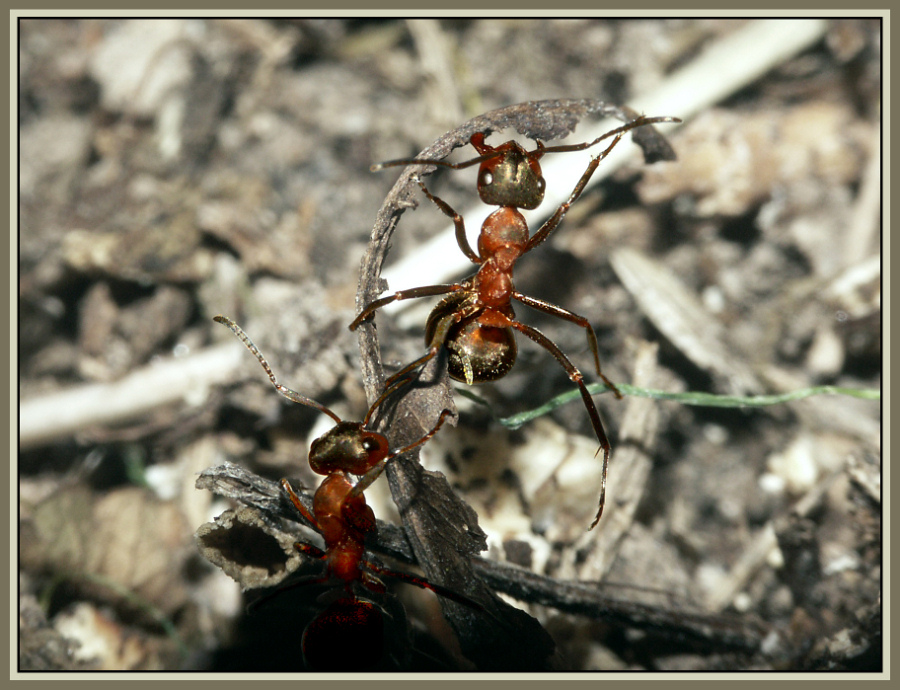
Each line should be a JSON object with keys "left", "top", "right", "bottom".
{"left": 478, "top": 207, "right": 529, "bottom": 257}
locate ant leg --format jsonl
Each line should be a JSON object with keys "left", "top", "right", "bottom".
{"left": 214, "top": 315, "right": 344, "bottom": 424}
{"left": 509, "top": 320, "right": 611, "bottom": 530}
{"left": 512, "top": 292, "right": 623, "bottom": 399}
{"left": 281, "top": 478, "right": 319, "bottom": 528}
{"left": 380, "top": 309, "right": 464, "bottom": 390}
{"left": 294, "top": 541, "right": 327, "bottom": 561}
{"left": 362, "top": 559, "right": 495, "bottom": 617}
{"left": 370, "top": 149, "right": 491, "bottom": 173}
{"left": 351, "top": 409, "right": 453, "bottom": 497}
{"left": 538, "top": 115, "right": 680, "bottom": 156}
{"left": 525, "top": 130, "right": 629, "bottom": 252}
{"left": 246, "top": 571, "right": 335, "bottom": 613}
{"left": 415, "top": 181, "right": 481, "bottom": 264}
{"left": 361, "top": 372, "right": 421, "bottom": 427}
{"left": 381, "top": 349, "right": 440, "bottom": 392}
{"left": 349, "top": 284, "right": 462, "bottom": 331}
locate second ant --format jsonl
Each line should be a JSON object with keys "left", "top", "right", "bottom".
{"left": 214, "top": 315, "right": 491, "bottom": 670}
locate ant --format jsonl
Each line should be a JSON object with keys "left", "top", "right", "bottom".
{"left": 350, "top": 114, "right": 680, "bottom": 530}
{"left": 214, "top": 315, "right": 489, "bottom": 670}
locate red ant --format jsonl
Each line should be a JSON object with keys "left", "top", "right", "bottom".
{"left": 351, "top": 114, "right": 680, "bottom": 530}
{"left": 214, "top": 315, "right": 489, "bottom": 670}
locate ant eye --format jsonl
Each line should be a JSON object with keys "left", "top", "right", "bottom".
{"left": 362, "top": 437, "right": 383, "bottom": 452}
{"left": 537, "top": 178, "right": 545, "bottom": 192}
{"left": 480, "top": 171, "right": 493, "bottom": 186}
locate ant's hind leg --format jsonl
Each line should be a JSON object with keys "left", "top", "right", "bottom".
{"left": 513, "top": 292, "right": 623, "bottom": 399}
{"left": 511, "top": 320, "right": 612, "bottom": 530}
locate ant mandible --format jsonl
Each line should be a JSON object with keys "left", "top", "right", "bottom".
{"left": 214, "top": 315, "right": 486, "bottom": 670}
{"left": 350, "top": 114, "right": 680, "bottom": 530}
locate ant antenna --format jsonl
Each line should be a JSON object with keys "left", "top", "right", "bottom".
{"left": 370, "top": 115, "right": 681, "bottom": 171}
{"left": 214, "top": 315, "right": 343, "bottom": 424}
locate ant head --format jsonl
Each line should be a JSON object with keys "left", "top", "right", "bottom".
{"left": 308, "top": 422, "right": 391, "bottom": 476}
{"left": 471, "top": 133, "right": 545, "bottom": 210}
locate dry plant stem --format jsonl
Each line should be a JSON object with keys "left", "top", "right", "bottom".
{"left": 379, "top": 19, "right": 829, "bottom": 305}
{"left": 610, "top": 247, "right": 764, "bottom": 396}
{"left": 377, "top": 104, "right": 677, "bottom": 318}
{"left": 20, "top": 342, "right": 244, "bottom": 450}
{"left": 471, "top": 559, "right": 768, "bottom": 653}
{"left": 195, "top": 463, "right": 767, "bottom": 653}
{"left": 353, "top": 100, "right": 678, "bottom": 670}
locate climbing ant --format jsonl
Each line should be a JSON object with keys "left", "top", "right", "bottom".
{"left": 214, "top": 315, "right": 488, "bottom": 670}
{"left": 350, "top": 114, "right": 680, "bottom": 530}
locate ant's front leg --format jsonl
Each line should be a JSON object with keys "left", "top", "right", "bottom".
{"left": 349, "top": 283, "right": 462, "bottom": 331}
{"left": 415, "top": 180, "right": 481, "bottom": 264}
{"left": 525, "top": 130, "right": 629, "bottom": 251}
{"left": 351, "top": 409, "right": 454, "bottom": 497}
{"left": 281, "top": 478, "right": 319, "bottom": 529}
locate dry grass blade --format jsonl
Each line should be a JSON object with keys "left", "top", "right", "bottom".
{"left": 610, "top": 247, "right": 763, "bottom": 396}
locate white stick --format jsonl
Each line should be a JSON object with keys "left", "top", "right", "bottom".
{"left": 378, "top": 19, "right": 830, "bottom": 315}
{"left": 20, "top": 343, "right": 245, "bottom": 450}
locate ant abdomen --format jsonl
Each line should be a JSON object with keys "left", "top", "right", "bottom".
{"left": 447, "top": 320, "right": 517, "bottom": 384}
{"left": 425, "top": 291, "right": 518, "bottom": 384}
